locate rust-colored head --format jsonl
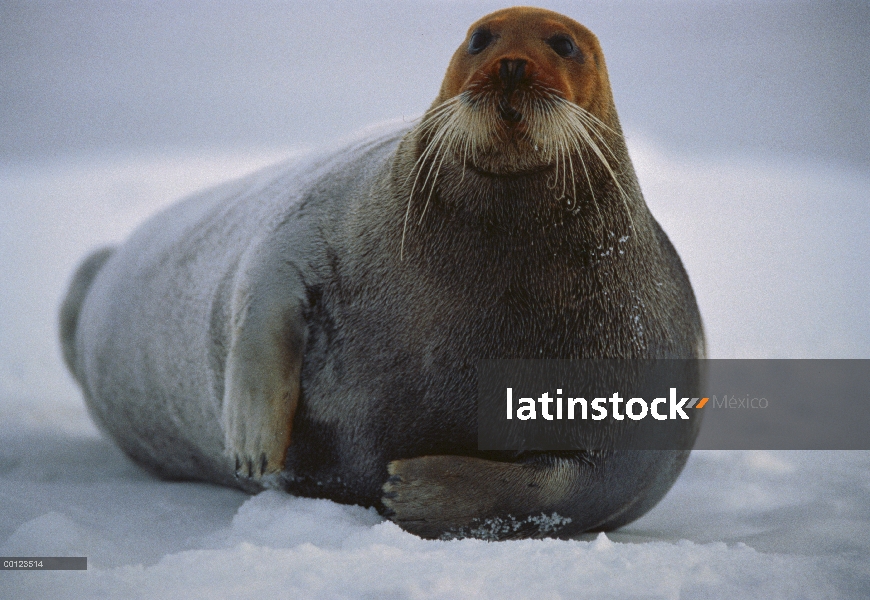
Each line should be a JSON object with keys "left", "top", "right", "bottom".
{"left": 435, "top": 7, "right": 613, "bottom": 123}
{"left": 411, "top": 8, "right": 621, "bottom": 177}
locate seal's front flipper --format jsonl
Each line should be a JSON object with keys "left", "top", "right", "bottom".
{"left": 382, "top": 455, "right": 590, "bottom": 540}
{"left": 222, "top": 252, "right": 306, "bottom": 485}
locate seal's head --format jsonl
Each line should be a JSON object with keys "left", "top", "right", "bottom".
{"left": 399, "top": 8, "right": 639, "bottom": 257}
{"left": 420, "top": 7, "right": 619, "bottom": 177}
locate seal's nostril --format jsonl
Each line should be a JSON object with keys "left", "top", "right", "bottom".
{"left": 499, "top": 59, "right": 527, "bottom": 95}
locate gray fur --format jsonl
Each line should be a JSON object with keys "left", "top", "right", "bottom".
{"left": 62, "top": 115, "right": 704, "bottom": 538}
{"left": 60, "top": 246, "right": 115, "bottom": 374}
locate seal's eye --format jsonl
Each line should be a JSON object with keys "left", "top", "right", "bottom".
{"left": 547, "top": 34, "right": 578, "bottom": 58}
{"left": 468, "top": 28, "right": 494, "bottom": 55}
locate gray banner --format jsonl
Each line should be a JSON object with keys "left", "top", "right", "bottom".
{"left": 477, "top": 360, "right": 870, "bottom": 451}
{"left": 0, "top": 557, "right": 87, "bottom": 570}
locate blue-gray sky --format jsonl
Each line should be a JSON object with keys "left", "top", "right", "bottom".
{"left": 2, "top": 1, "right": 868, "bottom": 169}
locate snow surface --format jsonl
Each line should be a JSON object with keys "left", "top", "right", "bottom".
{"left": 1, "top": 140, "right": 869, "bottom": 598}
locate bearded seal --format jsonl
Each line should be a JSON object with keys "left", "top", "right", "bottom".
{"left": 60, "top": 7, "right": 704, "bottom": 540}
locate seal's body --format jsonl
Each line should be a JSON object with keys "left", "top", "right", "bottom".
{"left": 61, "top": 8, "right": 704, "bottom": 539}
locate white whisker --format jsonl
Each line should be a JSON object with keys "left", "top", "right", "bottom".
{"left": 401, "top": 85, "right": 638, "bottom": 259}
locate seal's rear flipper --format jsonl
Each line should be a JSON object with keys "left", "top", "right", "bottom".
{"left": 59, "top": 246, "right": 116, "bottom": 379}
{"left": 222, "top": 250, "right": 307, "bottom": 483}
{"left": 382, "top": 454, "right": 596, "bottom": 540}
